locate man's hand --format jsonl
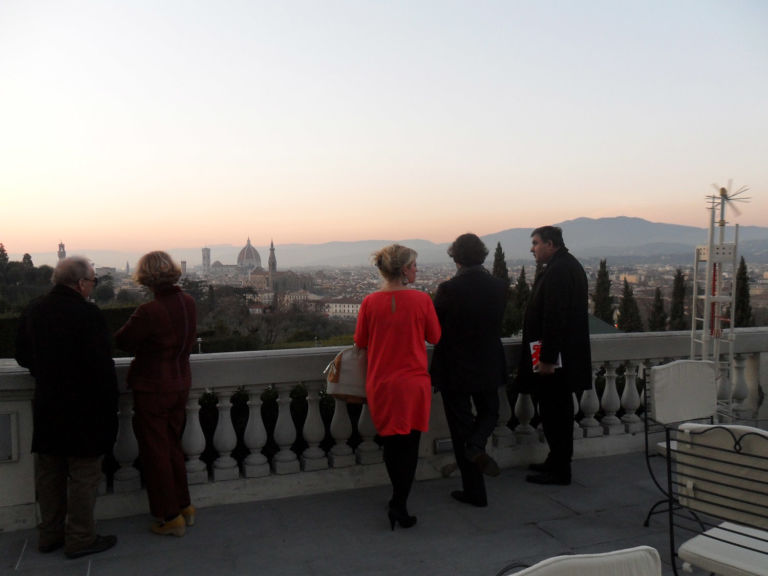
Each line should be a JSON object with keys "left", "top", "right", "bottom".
{"left": 538, "top": 362, "right": 557, "bottom": 375}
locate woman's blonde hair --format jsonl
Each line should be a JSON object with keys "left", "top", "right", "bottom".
{"left": 372, "top": 244, "right": 417, "bottom": 282}
{"left": 134, "top": 251, "right": 181, "bottom": 287}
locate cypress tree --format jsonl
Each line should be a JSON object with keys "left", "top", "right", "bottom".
{"left": 647, "top": 286, "right": 668, "bottom": 331}
{"left": 669, "top": 268, "right": 687, "bottom": 330}
{"left": 734, "top": 256, "right": 754, "bottom": 327}
{"left": 503, "top": 266, "right": 530, "bottom": 336}
{"left": 617, "top": 278, "right": 644, "bottom": 332}
{"left": 592, "top": 259, "right": 613, "bottom": 325}
{"left": 492, "top": 242, "right": 510, "bottom": 287}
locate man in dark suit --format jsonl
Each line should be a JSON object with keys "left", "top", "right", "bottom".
{"left": 517, "top": 226, "right": 592, "bottom": 485}
{"left": 431, "top": 233, "right": 508, "bottom": 507}
{"left": 16, "top": 256, "right": 119, "bottom": 558}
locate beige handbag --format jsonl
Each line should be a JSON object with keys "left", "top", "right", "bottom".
{"left": 323, "top": 346, "right": 367, "bottom": 403}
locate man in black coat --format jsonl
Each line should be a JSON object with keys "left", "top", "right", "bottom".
{"left": 431, "top": 233, "right": 508, "bottom": 507}
{"left": 16, "top": 256, "right": 119, "bottom": 558}
{"left": 517, "top": 226, "right": 592, "bottom": 485}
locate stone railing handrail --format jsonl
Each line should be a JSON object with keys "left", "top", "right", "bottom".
{"left": 1, "top": 328, "right": 766, "bottom": 532}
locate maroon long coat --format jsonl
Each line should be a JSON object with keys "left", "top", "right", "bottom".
{"left": 115, "top": 285, "right": 197, "bottom": 392}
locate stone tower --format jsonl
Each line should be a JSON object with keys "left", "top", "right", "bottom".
{"left": 268, "top": 240, "right": 277, "bottom": 274}
{"left": 57, "top": 242, "right": 66, "bottom": 261}
{"left": 202, "top": 247, "right": 211, "bottom": 276}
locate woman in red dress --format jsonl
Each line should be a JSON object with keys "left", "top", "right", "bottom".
{"left": 354, "top": 244, "right": 441, "bottom": 530}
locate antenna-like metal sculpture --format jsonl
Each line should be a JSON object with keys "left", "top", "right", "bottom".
{"left": 690, "top": 180, "right": 750, "bottom": 420}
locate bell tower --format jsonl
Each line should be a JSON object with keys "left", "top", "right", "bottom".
{"left": 268, "top": 240, "right": 277, "bottom": 274}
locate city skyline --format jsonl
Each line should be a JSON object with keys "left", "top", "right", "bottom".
{"left": 2, "top": 1, "right": 767, "bottom": 256}
{"left": 8, "top": 214, "right": 768, "bottom": 270}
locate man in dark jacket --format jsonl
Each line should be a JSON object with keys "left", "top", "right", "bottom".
{"left": 517, "top": 226, "right": 592, "bottom": 485}
{"left": 431, "top": 233, "right": 508, "bottom": 507}
{"left": 15, "top": 256, "right": 118, "bottom": 558}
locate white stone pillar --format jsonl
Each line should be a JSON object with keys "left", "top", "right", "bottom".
{"left": 212, "top": 387, "right": 240, "bottom": 481}
{"left": 601, "top": 363, "right": 623, "bottom": 434}
{"left": 243, "top": 384, "right": 270, "bottom": 478}
{"left": 620, "top": 361, "right": 643, "bottom": 433}
{"left": 301, "top": 381, "right": 328, "bottom": 471}
{"left": 271, "top": 385, "right": 300, "bottom": 474}
{"left": 731, "top": 355, "right": 750, "bottom": 418}
{"left": 513, "top": 392, "right": 537, "bottom": 444}
{"left": 181, "top": 389, "right": 208, "bottom": 485}
{"left": 572, "top": 393, "right": 581, "bottom": 439}
{"left": 329, "top": 398, "right": 355, "bottom": 468}
{"left": 716, "top": 359, "right": 733, "bottom": 422}
{"left": 113, "top": 393, "right": 140, "bottom": 493}
{"left": 355, "top": 403, "right": 382, "bottom": 465}
{"left": 580, "top": 364, "right": 602, "bottom": 437}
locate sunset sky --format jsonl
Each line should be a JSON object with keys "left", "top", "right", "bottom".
{"left": 1, "top": 0, "right": 766, "bottom": 263}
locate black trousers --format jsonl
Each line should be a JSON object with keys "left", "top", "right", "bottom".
{"left": 381, "top": 430, "right": 421, "bottom": 511}
{"left": 441, "top": 378, "right": 499, "bottom": 503}
{"left": 535, "top": 372, "right": 574, "bottom": 477}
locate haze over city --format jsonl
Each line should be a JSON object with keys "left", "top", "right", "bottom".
{"left": 2, "top": 1, "right": 766, "bottom": 263}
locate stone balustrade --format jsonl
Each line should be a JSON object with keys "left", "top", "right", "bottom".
{"left": 1, "top": 329, "right": 766, "bottom": 532}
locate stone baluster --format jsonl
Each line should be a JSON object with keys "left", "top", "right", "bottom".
{"left": 112, "top": 393, "right": 140, "bottom": 493}
{"left": 572, "top": 393, "right": 581, "bottom": 438}
{"left": 716, "top": 359, "right": 733, "bottom": 423}
{"left": 620, "top": 361, "right": 643, "bottom": 433}
{"left": 300, "top": 381, "right": 328, "bottom": 471}
{"left": 243, "top": 384, "right": 270, "bottom": 478}
{"left": 600, "top": 362, "right": 623, "bottom": 434}
{"left": 181, "top": 389, "right": 208, "bottom": 484}
{"left": 579, "top": 364, "right": 602, "bottom": 437}
{"left": 271, "top": 384, "right": 300, "bottom": 474}
{"left": 513, "top": 392, "right": 537, "bottom": 444}
{"left": 356, "top": 403, "right": 382, "bottom": 465}
{"left": 329, "top": 398, "right": 355, "bottom": 468}
{"left": 493, "top": 385, "right": 515, "bottom": 448}
{"left": 212, "top": 387, "right": 240, "bottom": 481}
{"left": 731, "top": 355, "right": 750, "bottom": 418}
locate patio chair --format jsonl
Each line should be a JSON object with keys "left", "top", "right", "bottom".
{"left": 643, "top": 359, "right": 716, "bottom": 526}
{"left": 666, "top": 423, "right": 768, "bottom": 575}
{"left": 496, "top": 546, "right": 662, "bottom": 576}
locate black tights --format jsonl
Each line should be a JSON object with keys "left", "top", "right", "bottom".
{"left": 381, "top": 430, "right": 421, "bottom": 512}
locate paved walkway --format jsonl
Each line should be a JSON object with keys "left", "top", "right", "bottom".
{"left": 2, "top": 452, "right": 674, "bottom": 576}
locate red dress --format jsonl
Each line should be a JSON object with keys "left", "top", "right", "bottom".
{"left": 354, "top": 289, "right": 441, "bottom": 436}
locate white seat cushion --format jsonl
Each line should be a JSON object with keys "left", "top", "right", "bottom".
{"left": 509, "top": 546, "right": 661, "bottom": 576}
{"left": 678, "top": 522, "right": 768, "bottom": 576}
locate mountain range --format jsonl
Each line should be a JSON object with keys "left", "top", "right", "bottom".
{"left": 16, "top": 217, "right": 768, "bottom": 269}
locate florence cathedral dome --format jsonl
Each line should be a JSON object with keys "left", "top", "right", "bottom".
{"left": 237, "top": 238, "right": 262, "bottom": 270}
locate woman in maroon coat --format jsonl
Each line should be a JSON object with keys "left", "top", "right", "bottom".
{"left": 115, "top": 251, "right": 197, "bottom": 537}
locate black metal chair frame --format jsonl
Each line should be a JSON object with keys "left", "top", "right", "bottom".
{"left": 666, "top": 424, "right": 768, "bottom": 576}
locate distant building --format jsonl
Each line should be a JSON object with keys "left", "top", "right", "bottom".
{"left": 181, "top": 260, "right": 187, "bottom": 275}
{"left": 324, "top": 299, "right": 362, "bottom": 319}
{"left": 202, "top": 247, "right": 211, "bottom": 276}
{"left": 237, "top": 238, "right": 262, "bottom": 271}
{"left": 268, "top": 240, "right": 277, "bottom": 274}
{"left": 57, "top": 242, "right": 66, "bottom": 261}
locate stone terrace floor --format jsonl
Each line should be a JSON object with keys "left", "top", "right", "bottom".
{"left": 2, "top": 451, "right": 676, "bottom": 576}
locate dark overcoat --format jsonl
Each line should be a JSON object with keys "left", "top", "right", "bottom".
{"left": 15, "top": 285, "right": 119, "bottom": 456}
{"left": 517, "top": 248, "right": 592, "bottom": 393}
{"left": 431, "top": 265, "right": 507, "bottom": 390}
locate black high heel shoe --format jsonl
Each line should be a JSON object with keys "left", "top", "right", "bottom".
{"left": 387, "top": 506, "right": 417, "bottom": 530}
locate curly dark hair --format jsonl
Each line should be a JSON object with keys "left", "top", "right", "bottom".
{"left": 447, "top": 233, "right": 488, "bottom": 266}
